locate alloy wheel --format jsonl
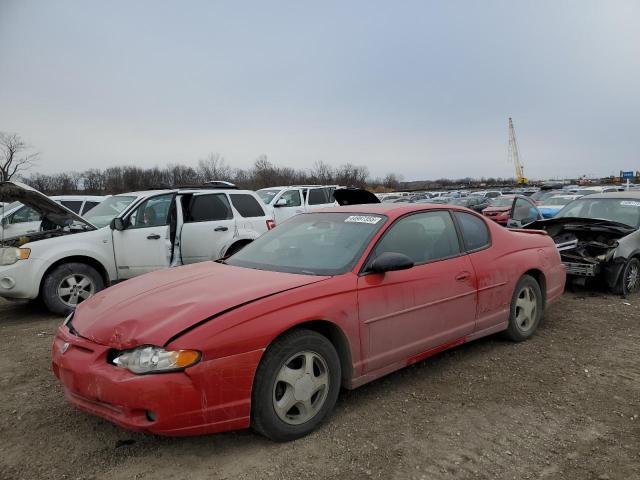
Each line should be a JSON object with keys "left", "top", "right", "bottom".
{"left": 57, "top": 274, "right": 95, "bottom": 307}
{"left": 515, "top": 286, "right": 537, "bottom": 332}
{"left": 272, "top": 351, "right": 330, "bottom": 425}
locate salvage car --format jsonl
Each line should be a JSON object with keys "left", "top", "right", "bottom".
{"left": 257, "top": 185, "right": 338, "bottom": 224}
{"left": 0, "top": 182, "right": 273, "bottom": 314}
{"left": 448, "top": 196, "right": 491, "bottom": 212}
{"left": 482, "top": 195, "right": 542, "bottom": 226}
{"left": 52, "top": 201, "right": 565, "bottom": 441}
{"left": 537, "top": 194, "right": 582, "bottom": 219}
{"left": 526, "top": 192, "right": 640, "bottom": 295}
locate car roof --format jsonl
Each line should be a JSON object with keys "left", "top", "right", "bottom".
{"left": 114, "top": 188, "right": 255, "bottom": 197}
{"left": 579, "top": 191, "right": 640, "bottom": 199}
{"left": 318, "top": 202, "right": 476, "bottom": 220}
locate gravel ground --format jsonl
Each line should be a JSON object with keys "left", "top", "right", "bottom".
{"left": 0, "top": 291, "right": 639, "bottom": 480}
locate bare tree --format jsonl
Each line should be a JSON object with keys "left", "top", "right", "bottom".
{"left": 197, "top": 153, "right": 232, "bottom": 181}
{"left": 0, "top": 132, "right": 39, "bottom": 181}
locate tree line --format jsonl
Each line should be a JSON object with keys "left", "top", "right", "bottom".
{"left": 20, "top": 154, "right": 405, "bottom": 195}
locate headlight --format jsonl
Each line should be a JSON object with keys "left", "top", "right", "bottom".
{"left": 112, "top": 346, "right": 201, "bottom": 374}
{"left": 0, "top": 247, "right": 30, "bottom": 266}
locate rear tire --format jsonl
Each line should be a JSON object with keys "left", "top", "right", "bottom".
{"left": 502, "top": 275, "right": 543, "bottom": 342}
{"left": 41, "top": 262, "right": 104, "bottom": 316}
{"left": 251, "top": 329, "right": 341, "bottom": 442}
{"left": 613, "top": 257, "right": 640, "bottom": 296}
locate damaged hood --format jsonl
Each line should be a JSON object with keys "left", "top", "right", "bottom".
{"left": 526, "top": 217, "right": 637, "bottom": 235}
{"left": 0, "top": 181, "right": 96, "bottom": 231}
{"left": 71, "top": 261, "right": 330, "bottom": 349}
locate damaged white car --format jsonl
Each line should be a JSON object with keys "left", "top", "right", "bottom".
{"left": 0, "top": 182, "right": 274, "bottom": 314}
{"left": 526, "top": 192, "right": 640, "bottom": 295}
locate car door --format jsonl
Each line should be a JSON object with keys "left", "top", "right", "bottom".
{"left": 306, "top": 187, "right": 334, "bottom": 211}
{"left": 2, "top": 205, "right": 42, "bottom": 237}
{"left": 357, "top": 210, "right": 477, "bottom": 373}
{"left": 179, "top": 192, "right": 236, "bottom": 264}
{"left": 112, "top": 193, "right": 175, "bottom": 279}
{"left": 509, "top": 197, "right": 541, "bottom": 227}
{"left": 273, "top": 189, "right": 304, "bottom": 224}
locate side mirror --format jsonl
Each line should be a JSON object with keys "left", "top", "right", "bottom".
{"left": 369, "top": 252, "right": 414, "bottom": 273}
{"left": 110, "top": 218, "right": 126, "bottom": 231}
{"left": 275, "top": 198, "right": 288, "bottom": 208}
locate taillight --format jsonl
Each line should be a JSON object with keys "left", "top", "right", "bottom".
{"left": 266, "top": 219, "right": 276, "bottom": 230}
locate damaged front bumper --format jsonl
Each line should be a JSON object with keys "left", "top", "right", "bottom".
{"left": 51, "top": 324, "right": 261, "bottom": 436}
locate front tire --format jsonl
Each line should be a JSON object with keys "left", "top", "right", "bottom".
{"left": 613, "top": 257, "right": 640, "bottom": 296}
{"left": 503, "top": 275, "right": 543, "bottom": 342}
{"left": 251, "top": 329, "right": 341, "bottom": 442}
{"left": 41, "top": 262, "right": 104, "bottom": 315}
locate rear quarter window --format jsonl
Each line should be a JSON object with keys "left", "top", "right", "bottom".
{"left": 454, "top": 211, "right": 490, "bottom": 251}
{"left": 230, "top": 194, "right": 265, "bottom": 217}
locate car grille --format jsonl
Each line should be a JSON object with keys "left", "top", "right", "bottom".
{"left": 564, "top": 262, "right": 597, "bottom": 277}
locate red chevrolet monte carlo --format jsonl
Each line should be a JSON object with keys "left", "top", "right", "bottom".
{"left": 52, "top": 203, "right": 566, "bottom": 441}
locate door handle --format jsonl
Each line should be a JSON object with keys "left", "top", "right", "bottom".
{"left": 455, "top": 271, "right": 471, "bottom": 281}
{"left": 214, "top": 226, "right": 228, "bottom": 232}
{"left": 147, "top": 234, "right": 161, "bottom": 240}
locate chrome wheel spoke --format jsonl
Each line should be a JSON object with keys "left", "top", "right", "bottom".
{"left": 277, "top": 365, "right": 304, "bottom": 387}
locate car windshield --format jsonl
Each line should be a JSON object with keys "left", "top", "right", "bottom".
{"left": 226, "top": 212, "right": 386, "bottom": 275}
{"left": 490, "top": 197, "right": 513, "bottom": 207}
{"left": 530, "top": 190, "right": 560, "bottom": 202}
{"left": 83, "top": 196, "right": 136, "bottom": 228}
{"left": 257, "top": 189, "right": 281, "bottom": 205}
{"left": 544, "top": 197, "right": 574, "bottom": 206}
{"left": 557, "top": 198, "right": 640, "bottom": 227}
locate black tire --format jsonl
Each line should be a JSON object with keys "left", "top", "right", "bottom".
{"left": 502, "top": 275, "right": 544, "bottom": 342}
{"left": 251, "top": 329, "right": 341, "bottom": 442}
{"left": 41, "top": 262, "right": 104, "bottom": 316}
{"left": 613, "top": 257, "right": 640, "bottom": 296}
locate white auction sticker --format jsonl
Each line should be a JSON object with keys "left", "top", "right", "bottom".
{"left": 620, "top": 201, "right": 640, "bottom": 207}
{"left": 345, "top": 215, "right": 382, "bottom": 224}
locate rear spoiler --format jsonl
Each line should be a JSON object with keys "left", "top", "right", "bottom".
{"left": 508, "top": 228, "right": 548, "bottom": 236}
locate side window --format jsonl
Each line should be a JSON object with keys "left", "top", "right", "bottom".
{"left": 128, "top": 194, "right": 173, "bottom": 228}
{"left": 513, "top": 198, "right": 536, "bottom": 222}
{"left": 60, "top": 200, "right": 83, "bottom": 214}
{"left": 373, "top": 211, "right": 460, "bottom": 264}
{"left": 81, "top": 201, "right": 100, "bottom": 215}
{"left": 308, "top": 188, "right": 329, "bottom": 205}
{"left": 280, "top": 190, "right": 301, "bottom": 207}
{"left": 185, "top": 194, "right": 232, "bottom": 223}
{"left": 454, "top": 212, "right": 490, "bottom": 251}
{"left": 11, "top": 206, "right": 42, "bottom": 224}
{"left": 230, "top": 194, "right": 265, "bottom": 217}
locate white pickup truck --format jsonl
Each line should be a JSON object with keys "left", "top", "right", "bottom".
{"left": 0, "top": 182, "right": 274, "bottom": 314}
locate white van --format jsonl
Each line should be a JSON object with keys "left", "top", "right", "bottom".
{"left": 257, "top": 185, "right": 338, "bottom": 224}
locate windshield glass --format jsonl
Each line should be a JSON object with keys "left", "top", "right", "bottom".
{"left": 257, "top": 189, "right": 281, "bottom": 205}
{"left": 531, "top": 190, "right": 560, "bottom": 202}
{"left": 557, "top": 198, "right": 640, "bottom": 227}
{"left": 83, "top": 196, "right": 136, "bottom": 228}
{"left": 227, "top": 212, "right": 386, "bottom": 275}
{"left": 489, "top": 197, "right": 514, "bottom": 207}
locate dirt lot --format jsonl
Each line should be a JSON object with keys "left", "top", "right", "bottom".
{"left": 1, "top": 291, "right": 639, "bottom": 480}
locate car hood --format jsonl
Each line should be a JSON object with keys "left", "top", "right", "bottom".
{"left": 333, "top": 188, "right": 381, "bottom": 206}
{"left": 0, "top": 181, "right": 96, "bottom": 232}
{"left": 71, "top": 261, "right": 330, "bottom": 349}
{"left": 525, "top": 216, "right": 637, "bottom": 234}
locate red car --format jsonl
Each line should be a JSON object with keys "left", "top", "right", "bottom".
{"left": 52, "top": 203, "right": 565, "bottom": 441}
{"left": 482, "top": 195, "right": 542, "bottom": 226}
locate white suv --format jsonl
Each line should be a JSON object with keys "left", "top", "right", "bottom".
{"left": 0, "top": 182, "right": 273, "bottom": 314}
{"left": 257, "top": 185, "right": 338, "bottom": 224}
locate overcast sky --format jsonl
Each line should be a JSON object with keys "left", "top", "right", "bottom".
{"left": 1, "top": 1, "right": 639, "bottom": 181}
